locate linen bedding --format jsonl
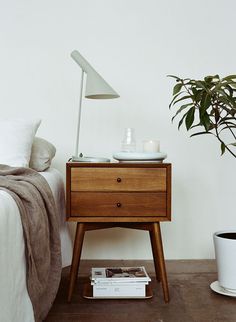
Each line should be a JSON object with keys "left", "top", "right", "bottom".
{"left": 0, "top": 167, "right": 72, "bottom": 322}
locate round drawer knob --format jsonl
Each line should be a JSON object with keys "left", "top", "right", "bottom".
{"left": 117, "top": 202, "right": 122, "bottom": 208}
{"left": 117, "top": 177, "right": 122, "bottom": 183}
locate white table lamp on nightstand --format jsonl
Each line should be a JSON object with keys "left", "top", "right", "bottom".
{"left": 70, "top": 50, "right": 119, "bottom": 162}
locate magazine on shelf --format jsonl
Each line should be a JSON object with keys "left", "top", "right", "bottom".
{"left": 91, "top": 266, "right": 151, "bottom": 284}
{"left": 93, "top": 283, "right": 146, "bottom": 297}
{"left": 91, "top": 280, "right": 149, "bottom": 286}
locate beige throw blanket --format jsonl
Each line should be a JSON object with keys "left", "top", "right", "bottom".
{"left": 0, "top": 165, "right": 61, "bottom": 322}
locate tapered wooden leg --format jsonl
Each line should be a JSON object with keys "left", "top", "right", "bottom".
{"left": 67, "top": 223, "right": 85, "bottom": 302}
{"left": 149, "top": 230, "right": 161, "bottom": 282}
{"left": 152, "top": 222, "right": 169, "bottom": 302}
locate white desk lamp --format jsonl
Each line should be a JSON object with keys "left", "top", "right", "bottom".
{"left": 71, "top": 50, "right": 119, "bottom": 162}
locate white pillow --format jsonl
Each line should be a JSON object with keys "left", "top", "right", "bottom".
{"left": 0, "top": 118, "right": 41, "bottom": 167}
{"left": 29, "top": 137, "right": 56, "bottom": 172}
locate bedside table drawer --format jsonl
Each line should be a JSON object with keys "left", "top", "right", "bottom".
{"left": 70, "top": 192, "right": 167, "bottom": 217}
{"left": 71, "top": 168, "right": 167, "bottom": 192}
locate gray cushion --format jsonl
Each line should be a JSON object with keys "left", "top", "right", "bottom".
{"left": 29, "top": 137, "right": 56, "bottom": 172}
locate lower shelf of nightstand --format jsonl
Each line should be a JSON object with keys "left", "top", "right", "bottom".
{"left": 67, "top": 222, "right": 170, "bottom": 303}
{"left": 83, "top": 282, "right": 153, "bottom": 299}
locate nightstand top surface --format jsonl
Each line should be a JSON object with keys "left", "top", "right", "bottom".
{"left": 66, "top": 162, "right": 171, "bottom": 168}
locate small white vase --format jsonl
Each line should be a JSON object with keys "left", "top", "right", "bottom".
{"left": 214, "top": 230, "right": 236, "bottom": 292}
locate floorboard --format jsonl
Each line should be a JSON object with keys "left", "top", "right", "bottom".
{"left": 45, "top": 260, "right": 236, "bottom": 322}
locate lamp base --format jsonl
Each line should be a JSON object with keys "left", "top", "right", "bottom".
{"left": 71, "top": 155, "right": 110, "bottom": 163}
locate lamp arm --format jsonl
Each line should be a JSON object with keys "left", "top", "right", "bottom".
{"left": 74, "top": 70, "right": 84, "bottom": 157}
{"left": 71, "top": 50, "right": 93, "bottom": 74}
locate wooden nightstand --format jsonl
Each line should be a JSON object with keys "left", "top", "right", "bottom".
{"left": 66, "top": 162, "right": 171, "bottom": 302}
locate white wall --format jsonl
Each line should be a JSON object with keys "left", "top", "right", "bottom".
{"left": 1, "top": 0, "right": 236, "bottom": 259}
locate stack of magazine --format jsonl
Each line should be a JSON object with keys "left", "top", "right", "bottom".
{"left": 90, "top": 266, "right": 151, "bottom": 298}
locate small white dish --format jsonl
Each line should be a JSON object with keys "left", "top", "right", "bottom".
{"left": 210, "top": 281, "right": 236, "bottom": 297}
{"left": 113, "top": 152, "right": 167, "bottom": 162}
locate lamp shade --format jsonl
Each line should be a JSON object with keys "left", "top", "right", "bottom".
{"left": 71, "top": 50, "right": 119, "bottom": 99}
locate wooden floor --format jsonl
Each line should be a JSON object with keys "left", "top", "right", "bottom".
{"left": 45, "top": 260, "right": 236, "bottom": 322}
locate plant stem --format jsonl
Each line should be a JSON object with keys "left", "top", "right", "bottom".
{"left": 181, "top": 80, "right": 201, "bottom": 109}
{"left": 215, "top": 126, "right": 236, "bottom": 158}
{"left": 226, "top": 124, "right": 236, "bottom": 140}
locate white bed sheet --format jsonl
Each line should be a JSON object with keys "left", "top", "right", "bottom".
{"left": 0, "top": 168, "right": 72, "bottom": 322}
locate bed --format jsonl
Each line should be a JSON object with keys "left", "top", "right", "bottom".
{"left": 0, "top": 167, "right": 73, "bottom": 322}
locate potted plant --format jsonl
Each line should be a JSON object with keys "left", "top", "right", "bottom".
{"left": 169, "top": 74, "right": 236, "bottom": 294}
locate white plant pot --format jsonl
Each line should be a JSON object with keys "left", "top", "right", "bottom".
{"left": 214, "top": 230, "right": 236, "bottom": 292}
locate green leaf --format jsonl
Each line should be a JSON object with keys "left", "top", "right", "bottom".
{"left": 204, "top": 75, "right": 219, "bottom": 83}
{"left": 167, "top": 75, "right": 181, "bottom": 81}
{"left": 219, "top": 121, "right": 236, "bottom": 127}
{"left": 171, "top": 103, "right": 193, "bottom": 122}
{"left": 213, "top": 81, "right": 225, "bottom": 91}
{"left": 221, "top": 142, "right": 226, "bottom": 155}
{"left": 218, "top": 117, "right": 236, "bottom": 125}
{"left": 227, "top": 83, "right": 236, "bottom": 89}
{"left": 190, "top": 122, "right": 202, "bottom": 129}
{"left": 230, "top": 142, "right": 236, "bottom": 146}
{"left": 204, "top": 76, "right": 214, "bottom": 83}
{"left": 225, "top": 84, "right": 234, "bottom": 97}
{"left": 191, "top": 87, "right": 198, "bottom": 96}
{"left": 192, "top": 89, "right": 204, "bottom": 103}
{"left": 178, "top": 111, "right": 189, "bottom": 129}
{"left": 178, "top": 117, "right": 184, "bottom": 130}
{"left": 217, "top": 89, "right": 228, "bottom": 98}
{"left": 169, "top": 91, "right": 185, "bottom": 108}
{"left": 222, "top": 75, "right": 236, "bottom": 81}
{"left": 195, "top": 81, "right": 208, "bottom": 91}
{"left": 206, "top": 74, "right": 220, "bottom": 82}
{"left": 221, "top": 80, "right": 236, "bottom": 86}
{"left": 190, "top": 131, "right": 213, "bottom": 137}
{"left": 173, "top": 95, "right": 192, "bottom": 106}
{"left": 226, "top": 95, "right": 236, "bottom": 108}
{"left": 218, "top": 96, "right": 234, "bottom": 107}
{"left": 173, "top": 83, "right": 183, "bottom": 95}
{"left": 185, "top": 106, "right": 195, "bottom": 130}
{"left": 200, "top": 93, "right": 211, "bottom": 113}
{"left": 200, "top": 112, "right": 211, "bottom": 131}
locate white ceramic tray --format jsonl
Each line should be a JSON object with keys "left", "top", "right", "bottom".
{"left": 210, "top": 281, "right": 236, "bottom": 297}
{"left": 113, "top": 152, "right": 167, "bottom": 162}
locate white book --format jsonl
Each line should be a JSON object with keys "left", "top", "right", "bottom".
{"left": 91, "top": 266, "right": 151, "bottom": 284}
{"left": 93, "top": 283, "right": 146, "bottom": 297}
{"left": 91, "top": 280, "right": 149, "bottom": 286}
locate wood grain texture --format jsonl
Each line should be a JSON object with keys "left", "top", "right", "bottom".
{"left": 67, "top": 223, "right": 85, "bottom": 302}
{"left": 71, "top": 167, "right": 167, "bottom": 192}
{"left": 71, "top": 192, "right": 166, "bottom": 217}
{"left": 67, "top": 216, "right": 169, "bottom": 223}
{"left": 66, "top": 163, "right": 172, "bottom": 301}
{"left": 152, "top": 223, "right": 169, "bottom": 302}
{"left": 67, "top": 162, "right": 171, "bottom": 168}
{"left": 149, "top": 230, "right": 161, "bottom": 282}
{"left": 66, "top": 165, "right": 71, "bottom": 219}
{"left": 166, "top": 164, "right": 171, "bottom": 220}
{"left": 66, "top": 163, "right": 171, "bottom": 222}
